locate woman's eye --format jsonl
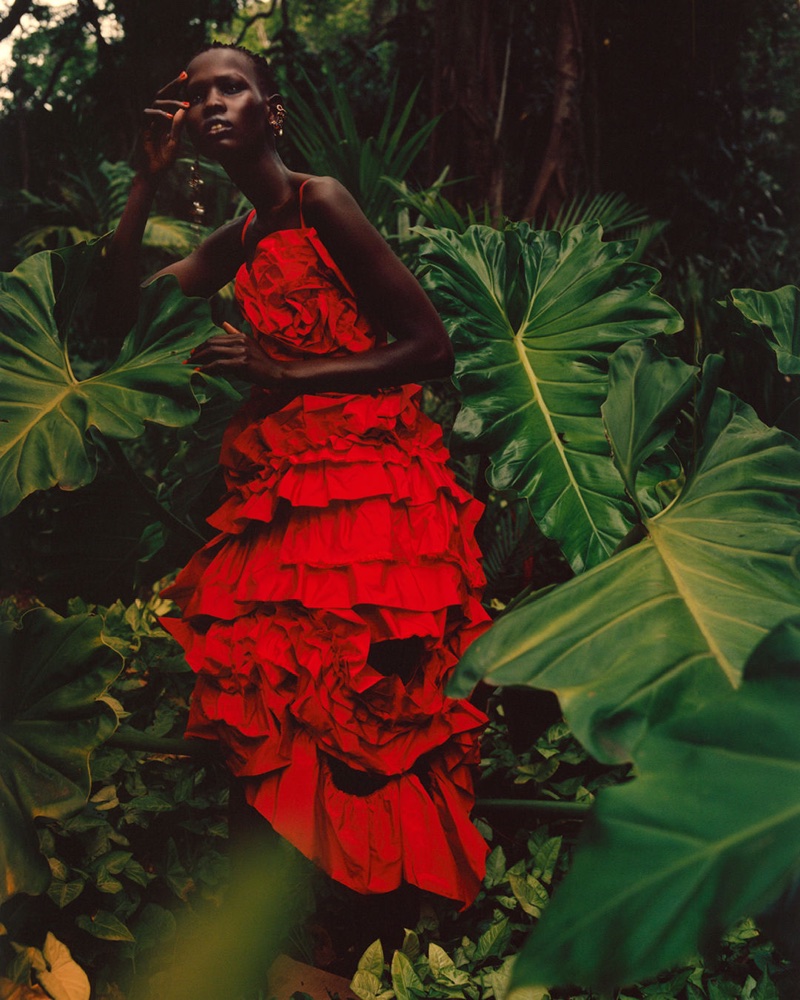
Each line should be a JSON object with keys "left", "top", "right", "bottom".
{"left": 188, "top": 91, "right": 204, "bottom": 105}
{"left": 223, "top": 82, "right": 244, "bottom": 94}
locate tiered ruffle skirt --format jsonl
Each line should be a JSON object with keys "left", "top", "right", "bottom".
{"left": 162, "top": 385, "right": 490, "bottom": 906}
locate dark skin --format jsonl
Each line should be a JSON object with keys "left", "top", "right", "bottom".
{"left": 103, "top": 48, "right": 454, "bottom": 395}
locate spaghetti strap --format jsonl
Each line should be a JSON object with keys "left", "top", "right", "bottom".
{"left": 298, "top": 178, "right": 311, "bottom": 228}
{"left": 241, "top": 209, "right": 257, "bottom": 246}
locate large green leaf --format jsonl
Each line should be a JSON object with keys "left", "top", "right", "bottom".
{"left": 418, "top": 222, "right": 683, "bottom": 571}
{"left": 601, "top": 340, "right": 698, "bottom": 511}
{"left": 0, "top": 240, "right": 218, "bottom": 516}
{"left": 728, "top": 285, "right": 800, "bottom": 375}
{"left": 510, "top": 617, "right": 800, "bottom": 994}
{"left": 0, "top": 608, "right": 124, "bottom": 903}
{"left": 450, "top": 345, "right": 800, "bottom": 762}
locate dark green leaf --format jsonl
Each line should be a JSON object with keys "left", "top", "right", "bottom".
{"left": 76, "top": 909, "right": 135, "bottom": 942}
{"left": 0, "top": 241, "right": 218, "bottom": 516}
{"left": 451, "top": 383, "right": 800, "bottom": 763}
{"left": 729, "top": 285, "right": 800, "bottom": 374}
{"left": 418, "top": 222, "right": 682, "bottom": 571}
{"left": 601, "top": 340, "right": 697, "bottom": 510}
{"left": 0, "top": 608, "right": 123, "bottom": 903}
{"left": 510, "top": 618, "right": 800, "bottom": 993}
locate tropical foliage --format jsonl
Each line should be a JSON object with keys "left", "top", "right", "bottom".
{"left": 1, "top": 216, "right": 798, "bottom": 997}
{"left": 1, "top": 4, "right": 799, "bottom": 994}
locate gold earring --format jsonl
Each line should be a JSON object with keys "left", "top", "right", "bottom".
{"left": 272, "top": 104, "right": 286, "bottom": 138}
{"left": 189, "top": 158, "right": 205, "bottom": 228}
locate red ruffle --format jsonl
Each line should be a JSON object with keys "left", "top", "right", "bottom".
{"left": 235, "top": 228, "right": 377, "bottom": 359}
{"left": 161, "top": 230, "right": 491, "bottom": 907}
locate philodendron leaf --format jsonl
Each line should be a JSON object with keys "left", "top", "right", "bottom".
{"left": 0, "top": 240, "right": 218, "bottom": 516}
{"left": 601, "top": 340, "right": 698, "bottom": 511}
{"left": 450, "top": 349, "right": 800, "bottom": 763}
{"left": 417, "top": 222, "right": 683, "bottom": 572}
{"left": 510, "top": 617, "right": 800, "bottom": 994}
{"left": 728, "top": 285, "right": 800, "bottom": 374}
{"left": 0, "top": 608, "right": 124, "bottom": 903}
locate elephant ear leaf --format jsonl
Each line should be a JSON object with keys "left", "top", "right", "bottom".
{"left": 418, "top": 222, "right": 683, "bottom": 573}
{"left": 601, "top": 340, "right": 698, "bottom": 512}
{"left": 728, "top": 284, "right": 800, "bottom": 374}
{"left": 450, "top": 348, "right": 800, "bottom": 763}
{"left": 0, "top": 241, "right": 218, "bottom": 517}
{"left": 509, "top": 617, "right": 800, "bottom": 995}
{"left": 0, "top": 608, "right": 124, "bottom": 903}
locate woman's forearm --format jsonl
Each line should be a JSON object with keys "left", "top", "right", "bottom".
{"left": 274, "top": 337, "right": 454, "bottom": 394}
{"left": 94, "top": 173, "right": 160, "bottom": 346}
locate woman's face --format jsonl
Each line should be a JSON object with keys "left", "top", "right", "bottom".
{"left": 183, "top": 48, "right": 270, "bottom": 157}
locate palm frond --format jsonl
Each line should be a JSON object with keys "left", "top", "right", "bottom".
{"left": 284, "top": 68, "right": 438, "bottom": 235}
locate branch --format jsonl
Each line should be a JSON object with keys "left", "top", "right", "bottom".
{"left": 233, "top": 1, "right": 278, "bottom": 46}
{"left": 0, "top": 0, "right": 36, "bottom": 43}
{"left": 520, "top": 0, "right": 584, "bottom": 222}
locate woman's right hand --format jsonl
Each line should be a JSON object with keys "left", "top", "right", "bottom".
{"left": 140, "top": 71, "right": 190, "bottom": 179}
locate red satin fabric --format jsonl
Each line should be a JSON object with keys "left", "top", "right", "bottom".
{"left": 161, "top": 226, "right": 491, "bottom": 906}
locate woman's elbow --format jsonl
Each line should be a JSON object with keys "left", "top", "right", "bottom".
{"left": 423, "top": 335, "right": 455, "bottom": 379}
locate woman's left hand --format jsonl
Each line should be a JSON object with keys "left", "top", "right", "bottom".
{"left": 189, "top": 322, "right": 287, "bottom": 389}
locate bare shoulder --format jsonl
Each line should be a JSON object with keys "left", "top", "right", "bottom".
{"left": 300, "top": 176, "right": 373, "bottom": 234}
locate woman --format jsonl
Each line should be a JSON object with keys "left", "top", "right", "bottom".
{"left": 107, "top": 43, "right": 491, "bottom": 923}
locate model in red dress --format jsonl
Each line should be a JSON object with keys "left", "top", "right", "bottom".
{"left": 101, "top": 44, "right": 491, "bottom": 909}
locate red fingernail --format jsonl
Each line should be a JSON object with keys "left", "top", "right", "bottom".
{"left": 179, "top": 71, "right": 188, "bottom": 80}
{"left": 181, "top": 101, "right": 190, "bottom": 107}
{"left": 166, "top": 112, "right": 174, "bottom": 119}
{"left": 193, "top": 367, "right": 201, "bottom": 372}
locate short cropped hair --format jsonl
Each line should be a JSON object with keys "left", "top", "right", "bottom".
{"left": 193, "top": 42, "right": 277, "bottom": 94}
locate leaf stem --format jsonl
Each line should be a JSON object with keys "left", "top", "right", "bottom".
{"left": 475, "top": 798, "right": 590, "bottom": 819}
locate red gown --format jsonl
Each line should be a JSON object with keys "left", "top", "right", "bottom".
{"left": 161, "top": 194, "right": 491, "bottom": 907}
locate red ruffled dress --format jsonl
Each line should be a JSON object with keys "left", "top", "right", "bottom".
{"left": 161, "top": 194, "right": 491, "bottom": 907}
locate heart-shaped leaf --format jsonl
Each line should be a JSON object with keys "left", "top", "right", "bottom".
{"left": 0, "top": 608, "right": 123, "bottom": 903}
{"left": 450, "top": 347, "right": 800, "bottom": 762}
{"left": 0, "top": 240, "right": 218, "bottom": 516}
{"left": 510, "top": 617, "right": 800, "bottom": 994}
{"left": 417, "top": 222, "right": 683, "bottom": 571}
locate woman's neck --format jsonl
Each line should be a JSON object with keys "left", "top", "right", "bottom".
{"left": 222, "top": 149, "right": 296, "bottom": 218}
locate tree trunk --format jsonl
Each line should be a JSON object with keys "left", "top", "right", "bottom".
{"left": 521, "top": 0, "right": 585, "bottom": 222}
{"left": 429, "top": 0, "right": 507, "bottom": 215}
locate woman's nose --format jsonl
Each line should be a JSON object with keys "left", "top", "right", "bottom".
{"left": 202, "top": 88, "right": 225, "bottom": 114}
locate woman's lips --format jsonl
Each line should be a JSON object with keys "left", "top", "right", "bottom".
{"left": 204, "top": 120, "right": 232, "bottom": 136}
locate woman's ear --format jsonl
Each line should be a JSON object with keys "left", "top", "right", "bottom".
{"left": 267, "top": 94, "right": 286, "bottom": 138}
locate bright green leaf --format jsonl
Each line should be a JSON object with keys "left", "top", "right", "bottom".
{"left": 484, "top": 845, "right": 508, "bottom": 889}
{"left": 36, "top": 932, "right": 91, "bottom": 1000}
{"left": 529, "top": 837, "right": 562, "bottom": 885}
{"left": 451, "top": 378, "right": 800, "bottom": 763}
{"left": 0, "top": 241, "right": 218, "bottom": 516}
{"left": 0, "top": 609, "right": 123, "bottom": 903}
{"left": 508, "top": 872, "right": 549, "bottom": 918}
{"left": 418, "top": 222, "right": 682, "bottom": 571}
{"left": 391, "top": 949, "right": 424, "bottom": 1000}
{"left": 428, "top": 943, "right": 455, "bottom": 976}
{"left": 474, "top": 917, "right": 510, "bottom": 962}
{"left": 358, "top": 939, "right": 385, "bottom": 979}
{"left": 510, "top": 618, "right": 800, "bottom": 993}
{"left": 351, "top": 969, "right": 383, "bottom": 1000}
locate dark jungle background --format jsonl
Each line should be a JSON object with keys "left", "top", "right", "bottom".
{"left": 1, "top": 2, "right": 799, "bottom": 999}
